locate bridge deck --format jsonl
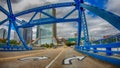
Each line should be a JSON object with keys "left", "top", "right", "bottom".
{"left": 0, "top": 47, "right": 119, "bottom": 68}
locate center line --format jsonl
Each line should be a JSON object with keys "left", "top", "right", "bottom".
{"left": 45, "top": 49, "right": 64, "bottom": 68}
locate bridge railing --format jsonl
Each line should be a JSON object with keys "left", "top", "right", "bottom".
{"left": 92, "top": 34, "right": 120, "bottom": 44}
{"left": 0, "top": 44, "right": 32, "bottom": 51}
{"left": 75, "top": 42, "right": 120, "bottom": 56}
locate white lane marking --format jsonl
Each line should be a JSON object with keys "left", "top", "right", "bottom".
{"left": 45, "top": 49, "right": 64, "bottom": 68}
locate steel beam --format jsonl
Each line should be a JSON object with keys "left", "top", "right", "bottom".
{"left": 18, "top": 18, "right": 78, "bottom": 28}
{"left": 81, "top": 3, "right": 120, "bottom": 30}
{"left": 75, "top": 0, "right": 82, "bottom": 46}
{"left": 0, "top": 6, "right": 9, "bottom": 16}
{"left": 40, "top": 11, "right": 56, "bottom": 19}
{"left": 7, "top": 0, "right": 13, "bottom": 14}
{"left": 63, "top": 8, "right": 76, "bottom": 19}
{"left": 14, "top": 2, "right": 75, "bottom": 17}
{"left": 28, "top": 12, "right": 38, "bottom": 23}
{"left": 12, "top": 21, "right": 29, "bottom": 49}
{"left": 81, "top": 11, "right": 90, "bottom": 46}
{"left": 0, "top": 18, "right": 9, "bottom": 25}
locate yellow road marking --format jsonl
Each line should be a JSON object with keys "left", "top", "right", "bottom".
{"left": 0, "top": 48, "right": 62, "bottom": 62}
{"left": 0, "top": 52, "right": 43, "bottom": 62}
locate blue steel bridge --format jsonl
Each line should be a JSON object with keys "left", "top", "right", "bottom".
{"left": 0, "top": 0, "right": 120, "bottom": 67}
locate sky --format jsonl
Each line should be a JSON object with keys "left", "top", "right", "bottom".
{"left": 0, "top": 0, "right": 120, "bottom": 40}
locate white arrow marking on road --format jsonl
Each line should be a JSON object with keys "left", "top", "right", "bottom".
{"left": 63, "top": 56, "right": 86, "bottom": 65}
{"left": 19, "top": 56, "right": 48, "bottom": 61}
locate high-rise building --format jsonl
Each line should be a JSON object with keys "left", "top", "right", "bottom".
{"left": 23, "top": 28, "right": 32, "bottom": 43}
{"left": 13, "top": 30, "right": 19, "bottom": 41}
{"left": 13, "top": 28, "right": 32, "bottom": 43}
{"left": 36, "top": 8, "right": 56, "bottom": 45}
{"left": 0, "top": 28, "right": 7, "bottom": 39}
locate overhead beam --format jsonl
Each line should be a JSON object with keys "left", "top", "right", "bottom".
{"left": 28, "top": 12, "right": 38, "bottom": 23}
{"left": 18, "top": 18, "right": 78, "bottom": 28}
{"left": 40, "top": 11, "right": 56, "bottom": 19}
{"left": 81, "top": 3, "right": 120, "bottom": 30}
{"left": 7, "top": 0, "right": 13, "bottom": 14}
{"left": 0, "top": 6, "right": 9, "bottom": 16}
{"left": 0, "top": 18, "right": 9, "bottom": 25}
{"left": 63, "top": 8, "right": 76, "bottom": 19}
{"left": 14, "top": 2, "right": 75, "bottom": 17}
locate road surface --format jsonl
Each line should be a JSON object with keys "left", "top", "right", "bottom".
{"left": 0, "top": 47, "right": 119, "bottom": 68}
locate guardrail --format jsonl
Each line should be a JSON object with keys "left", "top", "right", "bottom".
{"left": 0, "top": 44, "right": 32, "bottom": 51}
{"left": 92, "top": 34, "right": 120, "bottom": 44}
{"left": 75, "top": 42, "right": 120, "bottom": 56}
{"left": 75, "top": 42, "right": 120, "bottom": 66}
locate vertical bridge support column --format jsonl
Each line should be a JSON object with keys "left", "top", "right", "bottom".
{"left": 106, "top": 47, "right": 112, "bottom": 56}
{"left": 75, "top": 0, "right": 82, "bottom": 47}
{"left": 6, "top": 0, "right": 30, "bottom": 50}
{"left": 93, "top": 47, "right": 97, "bottom": 53}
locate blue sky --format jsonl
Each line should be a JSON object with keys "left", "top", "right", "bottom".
{"left": 11, "top": 23, "right": 15, "bottom": 30}
{"left": 85, "top": 0, "right": 108, "bottom": 17}
{"left": 85, "top": 0, "right": 108, "bottom": 8}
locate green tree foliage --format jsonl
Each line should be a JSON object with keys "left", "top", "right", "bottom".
{"left": 41, "top": 43, "right": 55, "bottom": 48}
{"left": 10, "top": 40, "right": 18, "bottom": 45}
{"left": 66, "top": 42, "right": 76, "bottom": 46}
{"left": 92, "top": 37, "right": 120, "bottom": 45}
{"left": 0, "top": 39, "right": 7, "bottom": 43}
{"left": 0, "top": 38, "right": 20, "bottom": 46}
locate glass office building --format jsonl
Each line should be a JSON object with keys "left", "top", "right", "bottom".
{"left": 0, "top": 28, "right": 7, "bottom": 39}
{"left": 36, "top": 8, "right": 56, "bottom": 45}
{"left": 13, "top": 28, "right": 32, "bottom": 43}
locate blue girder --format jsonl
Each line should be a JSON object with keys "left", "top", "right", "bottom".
{"left": 14, "top": 2, "right": 75, "bottom": 17}
{"left": 0, "top": 0, "right": 120, "bottom": 53}
{"left": 40, "top": 11, "right": 56, "bottom": 19}
{"left": 28, "top": 12, "right": 38, "bottom": 23}
{"left": 75, "top": 42, "right": 120, "bottom": 66}
{"left": 81, "top": 10, "right": 90, "bottom": 46}
{"left": 6, "top": 0, "right": 14, "bottom": 48}
{"left": 7, "top": 0, "right": 13, "bottom": 14}
{"left": 18, "top": 18, "right": 79, "bottom": 28}
{"left": 0, "top": 0, "right": 120, "bottom": 66}
{"left": 0, "top": 18, "right": 9, "bottom": 25}
{"left": 0, "top": 6, "right": 9, "bottom": 16}
{"left": 81, "top": 3, "right": 120, "bottom": 30}
{"left": 63, "top": 8, "right": 76, "bottom": 19}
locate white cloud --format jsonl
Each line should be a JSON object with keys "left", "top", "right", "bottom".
{"left": 106, "top": 0, "right": 120, "bottom": 16}
{"left": 82, "top": 0, "right": 120, "bottom": 40}
{"left": 0, "top": 25, "right": 8, "bottom": 31}
{"left": 86, "top": 14, "right": 120, "bottom": 39}
{"left": 57, "top": 22, "right": 77, "bottom": 38}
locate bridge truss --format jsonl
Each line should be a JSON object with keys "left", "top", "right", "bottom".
{"left": 0, "top": 0, "right": 120, "bottom": 50}
{"left": 0, "top": 0, "right": 120, "bottom": 66}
